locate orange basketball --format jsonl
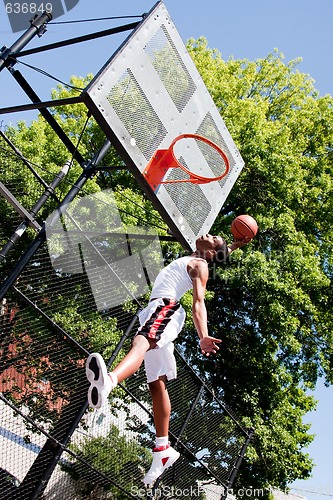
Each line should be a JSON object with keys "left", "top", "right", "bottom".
{"left": 231, "top": 215, "right": 258, "bottom": 240}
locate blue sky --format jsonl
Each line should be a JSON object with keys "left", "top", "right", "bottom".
{"left": 1, "top": 1, "right": 333, "bottom": 496}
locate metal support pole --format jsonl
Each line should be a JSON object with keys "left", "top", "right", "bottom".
{"left": 106, "top": 313, "right": 140, "bottom": 368}
{"left": 16, "top": 21, "right": 141, "bottom": 58}
{"left": 0, "top": 181, "right": 42, "bottom": 231}
{"left": 220, "top": 427, "right": 255, "bottom": 500}
{"left": 176, "top": 384, "right": 205, "bottom": 445}
{"left": 0, "top": 12, "right": 52, "bottom": 72}
{"left": 8, "top": 68, "right": 86, "bottom": 166}
{"left": 0, "top": 129, "right": 50, "bottom": 189}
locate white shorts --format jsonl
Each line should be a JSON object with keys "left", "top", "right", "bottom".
{"left": 144, "top": 342, "right": 177, "bottom": 384}
{"left": 137, "top": 298, "right": 186, "bottom": 383}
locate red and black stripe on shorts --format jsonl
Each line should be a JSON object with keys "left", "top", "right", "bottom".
{"left": 138, "top": 298, "right": 180, "bottom": 342}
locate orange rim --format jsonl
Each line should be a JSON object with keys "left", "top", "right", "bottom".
{"left": 161, "top": 133, "right": 230, "bottom": 184}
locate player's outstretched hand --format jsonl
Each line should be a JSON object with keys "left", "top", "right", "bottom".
{"left": 199, "top": 336, "right": 222, "bottom": 356}
{"left": 229, "top": 237, "right": 252, "bottom": 251}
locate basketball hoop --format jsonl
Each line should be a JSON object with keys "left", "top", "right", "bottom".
{"left": 142, "top": 133, "right": 230, "bottom": 191}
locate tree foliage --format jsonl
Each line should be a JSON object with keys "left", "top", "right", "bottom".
{"left": 181, "top": 38, "right": 333, "bottom": 493}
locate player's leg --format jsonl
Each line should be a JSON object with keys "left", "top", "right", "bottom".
{"left": 142, "top": 304, "right": 185, "bottom": 483}
{"left": 112, "top": 334, "right": 151, "bottom": 383}
{"left": 149, "top": 376, "right": 171, "bottom": 437}
{"left": 143, "top": 350, "right": 180, "bottom": 485}
{"left": 86, "top": 335, "right": 151, "bottom": 409}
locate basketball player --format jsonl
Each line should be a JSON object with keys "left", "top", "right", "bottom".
{"left": 86, "top": 233, "right": 250, "bottom": 485}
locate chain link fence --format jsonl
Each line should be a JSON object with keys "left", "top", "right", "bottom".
{"left": 0, "top": 133, "right": 253, "bottom": 499}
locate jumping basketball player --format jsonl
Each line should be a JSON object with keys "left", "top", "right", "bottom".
{"left": 86, "top": 233, "right": 250, "bottom": 485}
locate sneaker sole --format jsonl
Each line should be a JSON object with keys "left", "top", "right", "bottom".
{"left": 86, "top": 353, "right": 110, "bottom": 409}
{"left": 88, "top": 384, "right": 102, "bottom": 409}
{"left": 87, "top": 356, "right": 100, "bottom": 381}
{"left": 86, "top": 353, "right": 108, "bottom": 386}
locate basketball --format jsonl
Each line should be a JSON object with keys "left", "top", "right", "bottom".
{"left": 231, "top": 215, "right": 258, "bottom": 240}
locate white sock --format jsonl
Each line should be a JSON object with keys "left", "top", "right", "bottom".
{"left": 155, "top": 436, "right": 169, "bottom": 448}
{"left": 108, "top": 372, "right": 118, "bottom": 389}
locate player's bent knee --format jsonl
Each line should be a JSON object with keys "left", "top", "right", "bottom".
{"left": 132, "top": 334, "right": 150, "bottom": 350}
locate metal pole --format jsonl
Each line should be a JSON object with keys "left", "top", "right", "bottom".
{"left": 0, "top": 129, "right": 50, "bottom": 189}
{"left": 16, "top": 21, "right": 141, "bottom": 57}
{"left": 0, "top": 12, "right": 52, "bottom": 72}
{"left": 8, "top": 68, "right": 86, "bottom": 166}
{"left": 176, "top": 384, "right": 205, "bottom": 445}
{"left": 220, "top": 427, "right": 255, "bottom": 500}
{"left": 0, "top": 181, "right": 42, "bottom": 231}
{"left": 106, "top": 313, "right": 140, "bottom": 368}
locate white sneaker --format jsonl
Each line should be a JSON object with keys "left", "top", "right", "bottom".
{"left": 143, "top": 445, "right": 180, "bottom": 485}
{"left": 86, "top": 353, "right": 117, "bottom": 409}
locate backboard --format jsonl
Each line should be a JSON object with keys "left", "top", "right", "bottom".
{"left": 82, "top": 0, "right": 244, "bottom": 251}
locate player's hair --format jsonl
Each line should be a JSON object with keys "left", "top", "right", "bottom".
{"left": 213, "top": 240, "right": 230, "bottom": 265}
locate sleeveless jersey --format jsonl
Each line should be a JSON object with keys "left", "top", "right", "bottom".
{"left": 150, "top": 256, "right": 206, "bottom": 300}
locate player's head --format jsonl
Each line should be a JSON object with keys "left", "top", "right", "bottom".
{"left": 195, "top": 234, "right": 229, "bottom": 264}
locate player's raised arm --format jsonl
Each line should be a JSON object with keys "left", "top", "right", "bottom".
{"left": 189, "top": 259, "right": 222, "bottom": 356}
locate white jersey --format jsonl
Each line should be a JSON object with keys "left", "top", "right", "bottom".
{"left": 150, "top": 256, "right": 206, "bottom": 301}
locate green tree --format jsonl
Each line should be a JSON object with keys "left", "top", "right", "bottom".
{"left": 180, "top": 38, "right": 333, "bottom": 494}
